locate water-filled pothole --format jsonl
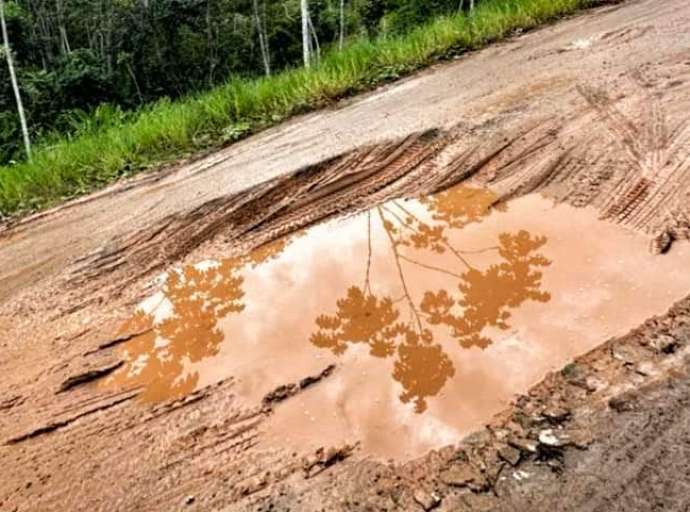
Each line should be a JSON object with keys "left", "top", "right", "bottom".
{"left": 103, "top": 184, "right": 690, "bottom": 459}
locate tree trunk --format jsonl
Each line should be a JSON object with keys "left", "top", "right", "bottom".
{"left": 253, "top": 0, "right": 270, "bottom": 75}
{"left": 308, "top": 16, "right": 320, "bottom": 65}
{"left": 126, "top": 62, "right": 144, "bottom": 104}
{"left": 56, "top": 0, "right": 71, "bottom": 55}
{"left": 300, "top": 0, "right": 311, "bottom": 68}
{"left": 1, "top": 0, "right": 31, "bottom": 160}
{"left": 338, "top": 0, "right": 345, "bottom": 50}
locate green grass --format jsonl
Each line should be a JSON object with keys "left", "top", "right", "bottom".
{"left": 0, "top": 0, "right": 599, "bottom": 217}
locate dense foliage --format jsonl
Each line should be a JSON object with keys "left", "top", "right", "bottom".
{"left": 0, "top": 0, "right": 467, "bottom": 164}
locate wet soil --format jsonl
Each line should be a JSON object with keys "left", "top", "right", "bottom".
{"left": 2, "top": 0, "right": 690, "bottom": 510}
{"left": 102, "top": 186, "right": 690, "bottom": 461}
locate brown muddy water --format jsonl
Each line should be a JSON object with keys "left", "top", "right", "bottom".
{"left": 103, "top": 185, "right": 690, "bottom": 460}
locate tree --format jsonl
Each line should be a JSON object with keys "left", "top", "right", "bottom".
{"left": 253, "top": 0, "right": 270, "bottom": 75}
{"left": 0, "top": 0, "right": 31, "bottom": 160}
{"left": 339, "top": 0, "right": 345, "bottom": 50}
{"left": 300, "top": 0, "right": 311, "bottom": 68}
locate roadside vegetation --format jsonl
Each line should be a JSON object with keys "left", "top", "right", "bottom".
{"left": 0, "top": 0, "right": 599, "bottom": 217}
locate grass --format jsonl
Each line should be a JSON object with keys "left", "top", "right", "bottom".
{"left": 0, "top": 0, "right": 600, "bottom": 217}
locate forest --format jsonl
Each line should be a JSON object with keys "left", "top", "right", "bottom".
{"left": 0, "top": 0, "right": 472, "bottom": 165}
{"left": 0, "top": 0, "right": 591, "bottom": 215}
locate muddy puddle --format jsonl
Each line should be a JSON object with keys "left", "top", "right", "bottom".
{"left": 103, "top": 184, "right": 690, "bottom": 460}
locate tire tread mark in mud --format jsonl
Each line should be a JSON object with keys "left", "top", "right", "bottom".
{"left": 66, "top": 130, "right": 448, "bottom": 298}
{"left": 578, "top": 79, "right": 690, "bottom": 250}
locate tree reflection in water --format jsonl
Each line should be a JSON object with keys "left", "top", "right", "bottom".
{"left": 106, "top": 185, "right": 551, "bottom": 412}
{"left": 310, "top": 187, "right": 551, "bottom": 413}
{"left": 104, "top": 240, "right": 288, "bottom": 401}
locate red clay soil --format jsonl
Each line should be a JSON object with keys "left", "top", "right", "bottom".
{"left": 2, "top": 0, "right": 690, "bottom": 510}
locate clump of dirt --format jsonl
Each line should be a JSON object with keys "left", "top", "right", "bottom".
{"left": 262, "top": 364, "right": 337, "bottom": 407}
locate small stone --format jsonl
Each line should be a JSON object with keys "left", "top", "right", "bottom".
{"left": 537, "top": 428, "right": 592, "bottom": 449}
{"left": 498, "top": 446, "right": 521, "bottom": 466}
{"left": 650, "top": 230, "right": 673, "bottom": 255}
{"left": 612, "top": 345, "right": 646, "bottom": 365}
{"left": 541, "top": 407, "right": 571, "bottom": 423}
{"left": 512, "top": 411, "right": 544, "bottom": 429}
{"left": 584, "top": 376, "right": 606, "bottom": 392}
{"left": 562, "top": 364, "right": 601, "bottom": 392}
{"left": 185, "top": 495, "right": 195, "bottom": 505}
{"left": 634, "top": 361, "right": 657, "bottom": 377}
{"left": 650, "top": 334, "right": 678, "bottom": 354}
{"left": 513, "top": 470, "right": 530, "bottom": 481}
{"left": 538, "top": 429, "right": 569, "bottom": 448}
{"left": 508, "top": 437, "right": 538, "bottom": 454}
{"left": 609, "top": 391, "right": 638, "bottom": 412}
{"left": 440, "top": 464, "right": 482, "bottom": 488}
{"left": 413, "top": 489, "right": 441, "bottom": 511}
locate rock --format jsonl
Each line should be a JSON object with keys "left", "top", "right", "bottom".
{"left": 584, "top": 376, "right": 607, "bottom": 392}
{"left": 537, "top": 428, "right": 592, "bottom": 449}
{"left": 650, "top": 334, "right": 679, "bottom": 354}
{"left": 612, "top": 345, "right": 641, "bottom": 364}
{"left": 490, "top": 427, "right": 512, "bottom": 442}
{"left": 498, "top": 446, "right": 521, "bottom": 466}
{"left": 650, "top": 230, "right": 673, "bottom": 255}
{"left": 263, "top": 364, "right": 336, "bottom": 406}
{"left": 413, "top": 489, "right": 441, "bottom": 511}
{"left": 508, "top": 437, "right": 538, "bottom": 454}
{"left": 512, "top": 411, "right": 544, "bottom": 429}
{"left": 237, "top": 474, "right": 269, "bottom": 496}
{"left": 302, "top": 444, "right": 355, "bottom": 478}
{"left": 609, "top": 391, "right": 638, "bottom": 412}
{"left": 512, "top": 470, "right": 530, "bottom": 481}
{"left": 184, "top": 495, "right": 195, "bottom": 505}
{"left": 462, "top": 429, "right": 493, "bottom": 447}
{"left": 634, "top": 361, "right": 657, "bottom": 377}
{"left": 562, "top": 363, "right": 602, "bottom": 392}
{"left": 460, "top": 493, "right": 496, "bottom": 511}
{"left": 440, "top": 464, "right": 484, "bottom": 489}
{"left": 541, "top": 407, "right": 571, "bottom": 424}
{"left": 538, "top": 429, "right": 569, "bottom": 448}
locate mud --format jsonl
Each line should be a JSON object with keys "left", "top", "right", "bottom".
{"left": 2, "top": 0, "right": 690, "bottom": 510}
{"left": 101, "top": 187, "right": 690, "bottom": 460}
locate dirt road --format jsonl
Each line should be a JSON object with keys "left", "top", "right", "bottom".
{"left": 2, "top": 0, "right": 690, "bottom": 510}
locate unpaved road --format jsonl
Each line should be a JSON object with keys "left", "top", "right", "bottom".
{"left": 2, "top": 0, "right": 690, "bottom": 510}
{"left": 2, "top": 0, "right": 689, "bottom": 302}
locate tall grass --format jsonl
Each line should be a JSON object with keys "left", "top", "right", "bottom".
{"left": 0, "top": 0, "right": 595, "bottom": 216}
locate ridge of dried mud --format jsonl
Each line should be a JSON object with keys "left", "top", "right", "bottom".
{"left": 2, "top": 0, "right": 690, "bottom": 510}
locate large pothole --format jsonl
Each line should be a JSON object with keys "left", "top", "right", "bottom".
{"left": 102, "top": 183, "right": 690, "bottom": 460}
